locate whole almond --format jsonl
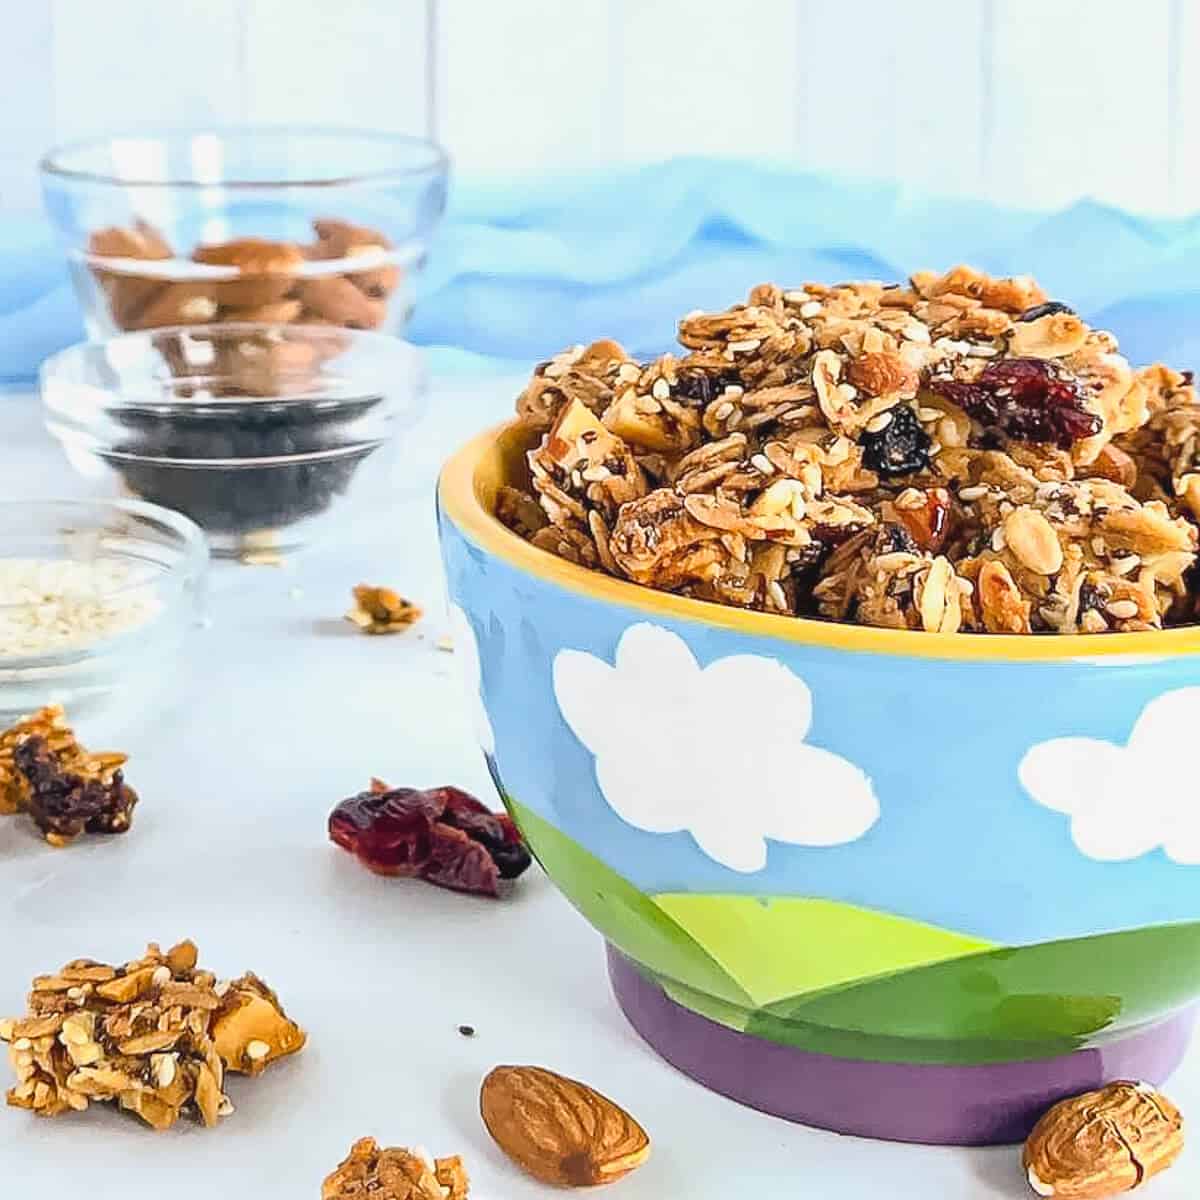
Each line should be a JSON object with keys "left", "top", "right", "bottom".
{"left": 1004, "top": 506, "right": 1064, "bottom": 576}
{"left": 847, "top": 351, "right": 919, "bottom": 397}
{"left": 480, "top": 1065, "right": 650, "bottom": 1187}
{"left": 195, "top": 238, "right": 304, "bottom": 307}
{"left": 127, "top": 283, "right": 218, "bottom": 330}
{"left": 298, "top": 277, "right": 386, "bottom": 329}
{"left": 220, "top": 298, "right": 303, "bottom": 325}
{"left": 88, "top": 220, "right": 173, "bottom": 261}
{"left": 1023, "top": 1081, "right": 1183, "bottom": 1198}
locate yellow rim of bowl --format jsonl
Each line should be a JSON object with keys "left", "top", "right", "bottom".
{"left": 439, "top": 420, "right": 1200, "bottom": 663}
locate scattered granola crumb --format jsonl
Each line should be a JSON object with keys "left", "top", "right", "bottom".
{"left": 457, "top": 1025, "right": 476, "bottom": 1038}
{"left": 345, "top": 584, "right": 423, "bottom": 635}
{"left": 322, "top": 1137, "right": 470, "bottom": 1199}
{"left": 1, "top": 941, "right": 306, "bottom": 1130}
{"left": 435, "top": 635, "right": 454, "bottom": 652}
{"left": 0, "top": 706, "right": 137, "bottom": 846}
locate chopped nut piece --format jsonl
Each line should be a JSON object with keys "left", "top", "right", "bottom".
{"left": 346, "top": 584, "right": 423, "bottom": 635}
{"left": 2, "top": 942, "right": 305, "bottom": 1130}
{"left": 322, "top": 1137, "right": 470, "bottom": 1200}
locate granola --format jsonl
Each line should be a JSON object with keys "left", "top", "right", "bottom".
{"left": 0, "top": 706, "right": 137, "bottom": 845}
{"left": 345, "top": 584, "right": 424, "bottom": 635}
{"left": 503, "top": 269, "right": 1200, "bottom": 634}
{"left": 322, "top": 1137, "right": 469, "bottom": 1200}
{"left": 1, "top": 941, "right": 305, "bottom": 1130}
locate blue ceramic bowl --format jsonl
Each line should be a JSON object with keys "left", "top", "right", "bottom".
{"left": 438, "top": 421, "right": 1200, "bottom": 1145}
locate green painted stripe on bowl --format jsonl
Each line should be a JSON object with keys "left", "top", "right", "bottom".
{"left": 506, "top": 799, "right": 753, "bottom": 1008}
{"left": 745, "top": 921, "right": 1200, "bottom": 1063}
{"left": 652, "top": 893, "right": 994, "bottom": 1008}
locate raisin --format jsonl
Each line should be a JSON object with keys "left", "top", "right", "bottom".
{"left": 1019, "top": 301, "right": 1075, "bottom": 322}
{"left": 858, "top": 405, "right": 932, "bottom": 477}
{"left": 12, "top": 736, "right": 138, "bottom": 843}
{"left": 674, "top": 368, "right": 741, "bottom": 407}
{"left": 328, "top": 783, "right": 531, "bottom": 896}
{"left": 928, "top": 357, "right": 1100, "bottom": 449}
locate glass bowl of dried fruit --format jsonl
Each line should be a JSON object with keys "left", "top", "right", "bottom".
{"left": 41, "top": 324, "right": 426, "bottom": 558}
{"left": 0, "top": 498, "right": 207, "bottom": 724}
{"left": 437, "top": 268, "right": 1200, "bottom": 1150}
{"left": 40, "top": 127, "right": 448, "bottom": 339}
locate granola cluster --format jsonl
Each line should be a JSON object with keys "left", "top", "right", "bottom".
{"left": 501, "top": 268, "right": 1200, "bottom": 634}
{"left": 1, "top": 941, "right": 305, "bottom": 1130}
{"left": 322, "top": 1137, "right": 470, "bottom": 1200}
{"left": 345, "top": 584, "right": 424, "bottom": 635}
{"left": 0, "top": 706, "right": 137, "bottom": 845}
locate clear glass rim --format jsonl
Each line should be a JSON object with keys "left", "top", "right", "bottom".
{"left": 0, "top": 498, "right": 208, "bottom": 611}
{"left": 39, "top": 124, "right": 450, "bottom": 190}
{"left": 40, "top": 323, "right": 424, "bottom": 413}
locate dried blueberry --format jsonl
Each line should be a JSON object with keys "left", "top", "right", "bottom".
{"left": 877, "top": 523, "right": 921, "bottom": 556}
{"left": 859, "top": 405, "right": 932, "bottom": 477}
{"left": 1018, "top": 301, "right": 1075, "bottom": 322}
{"left": 928, "top": 357, "right": 1100, "bottom": 449}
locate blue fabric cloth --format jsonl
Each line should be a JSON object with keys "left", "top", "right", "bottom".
{"left": 7, "top": 158, "right": 1200, "bottom": 383}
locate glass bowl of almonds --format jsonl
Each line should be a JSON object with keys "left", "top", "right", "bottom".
{"left": 0, "top": 498, "right": 206, "bottom": 724}
{"left": 40, "top": 127, "right": 448, "bottom": 339}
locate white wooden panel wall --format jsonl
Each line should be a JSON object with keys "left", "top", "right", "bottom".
{"left": 0, "top": 0, "right": 1196, "bottom": 214}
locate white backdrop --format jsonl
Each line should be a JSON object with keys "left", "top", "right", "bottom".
{"left": 0, "top": 0, "right": 1195, "bottom": 215}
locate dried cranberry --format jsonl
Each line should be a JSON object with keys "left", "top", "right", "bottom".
{"left": 328, "top": 787, "right": 440, "bottom": 877}
{"left": 424, "top": 823, "right": 502, "bottom": 896}
{"left": 928, "top": 357, "right": 1100, "bottom": 449}
{"left": 1019, "top": 301, "right": 1075, "bottom": 322}
{"left": 328, "top": 783, "right": 531, "bottom": 895}
{"left": 859, "top": 405, "right": 931, "bottom": 477}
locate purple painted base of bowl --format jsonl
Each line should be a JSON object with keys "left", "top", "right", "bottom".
{"left": 606, "top": 946, "right": 1194, "bottom": 1145}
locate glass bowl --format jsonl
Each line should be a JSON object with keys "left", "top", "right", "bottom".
{"left": 40, "top": 126, "right": 449, "bottom": 339}
{"left": 0, "top": 499, "right": 207, "bottom": 724}
{"left": 41, "top": 324, "right": 427, "bottom": 558}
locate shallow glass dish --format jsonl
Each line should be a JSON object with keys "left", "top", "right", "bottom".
{"left": 41, "top": 324, "right": 426, "bottom": 557}
{"left": 0, "top": 499, "right": 207, "bottom": 723}
{"left": 40, "top": 126, "right": 449, "bottom": 339}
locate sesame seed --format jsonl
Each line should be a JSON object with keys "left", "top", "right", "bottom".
{"left": 652, "top": 378, "right": 670, "bottom": 401}
{"left": 246, "top": 1040, "right": 271, "bottom": 1061}
{"left": 713, "top": 401, "right": 734, "bottom": 421}
{"left": 767, "top": 581, "right": 789, "bottom": 610}
{"left": 617, "top": 363, "right": 640, "bottom": 383}
{"left": 1112, "top": 555, "right": 1141, "bottom": 575}
{"left": 928, "top": 441, "right": 943, "bottom": 457}
{"left": 683, "top": 308, "right": 705, "bottom": 320}
{"left": 916, "top": 407, "right": 943, "bottom": 422}
{"left": 895, "top": 488, "right": 926, "bottom": 510}
{"left": 783, "top": 290, "right": 810, "bottom": 303}
{"left": 1106, "top": 599, "right": 1139, "bottom": 620}
{"left": 723, "top": 384, "right": 745, "bottom": 398}
{"left": 865, "top": 412, "right": 894, "bottom": 433}
{"left": 991, "top": 527, "right": 1007, "bottom": 551}
{"left": 958, "top": 485, "right": 989, "bottom": 501}
{"left": 799, "top": 301, "right": 822, "bottom": 318}
{"left": 728, "top": 338, "right": 761, "bottom": 353}
{"left": 751, "top": 453, "right": 775, "bottom": 476}
{"left": 967, "top": 343, "right": 1000, "bottom": 358}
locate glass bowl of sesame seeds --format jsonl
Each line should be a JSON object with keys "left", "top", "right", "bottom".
{"left": 0, "top": 498, "right": 207, "bottom": 723}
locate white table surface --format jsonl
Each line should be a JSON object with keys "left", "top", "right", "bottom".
{"left": 3, "top": 375, "right": 1199, "bottom": 1199}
